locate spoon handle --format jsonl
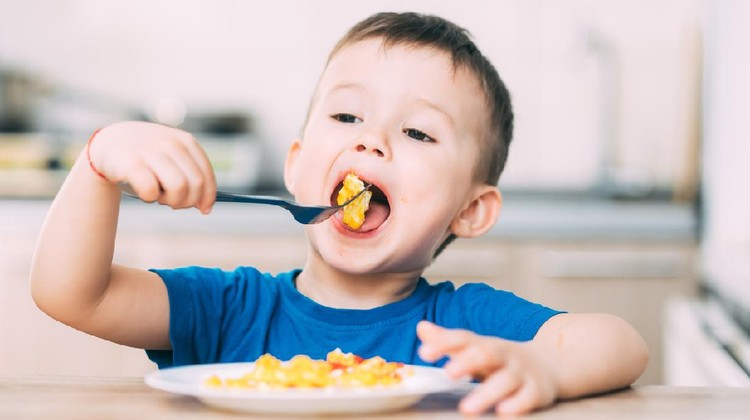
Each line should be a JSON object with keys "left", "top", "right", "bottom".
{"left": 214, "top": 191, "right": 292, "bottom": 208}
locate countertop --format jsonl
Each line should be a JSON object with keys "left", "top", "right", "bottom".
{"left": 1, "top": 194, "right": 695, "bottom": 242}
{"left": 1, "top": 375, "right": 748, "bottom": 419}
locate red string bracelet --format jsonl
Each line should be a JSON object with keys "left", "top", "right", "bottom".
{"left": 86, "top": 128, "right": 109, "bottom": 181}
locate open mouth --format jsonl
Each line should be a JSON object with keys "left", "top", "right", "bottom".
{"left": 331, "top": 177, "right": 391, "bottom": 232}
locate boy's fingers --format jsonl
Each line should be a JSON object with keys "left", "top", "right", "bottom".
{"left": 147, "top": 153, "right": 191, "bottom": 209}
{"left": 128, "top": 165, "right": 161, "bottom": 203}
{"left": 416, "top": 321, "right": 446, "bottom": 361}
{"left": 417, "top": 343, "right": 442, "bottom": 362}
{"left": 459, "top": 368, "right": 523, "bottom": 415}
{"left": 181, "top": 135, "right": 216, "bottom": 213}
{"left": 444, "top": 342, "right": 506, "bottom": 379}
{"left": 416, "top": 320, "right": 440, "bottom": 339}
{"left": 417, "top": 321, "right": 474, "bottom": 362}
{"left": 199, "top": 162, "right": 217, "bottom": 214}
{"left": 163, "top": 148, "right": 206, "bottom": 210}
{"left": 495, "top": 382, "right": 542, "bottom": 416}
{"left": 417, "top": 321, "right": 476, "bottom": 351}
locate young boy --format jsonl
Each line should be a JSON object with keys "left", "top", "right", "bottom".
{"left": 31, "top": 12, "right": 648, "bottom": 416}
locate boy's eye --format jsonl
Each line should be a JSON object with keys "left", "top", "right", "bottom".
{"left": 404, "top": 128, "right": 434, "bottom": 143}
{"left": 331, "top": 113, "right": 362, "bottom": 124}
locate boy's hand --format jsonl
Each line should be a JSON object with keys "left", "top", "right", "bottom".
{"left": 88, "top": 121, "right": 216, "bottom": 214}
{"left": 417, "top": 320, "right": 557, "bottom": 416}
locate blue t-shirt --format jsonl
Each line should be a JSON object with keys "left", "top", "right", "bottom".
{"left": 146, "top": 267, "right": 562, "bottom": 368}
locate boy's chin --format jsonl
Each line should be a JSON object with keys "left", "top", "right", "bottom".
{"left": 319, "top": 247, "right": 430, "bottom": 277}
{"left": 323, "top": 253, "right": 385, "bottom": 275}
{"left": 311, "top": 243, "right": 392, "bottom": 275}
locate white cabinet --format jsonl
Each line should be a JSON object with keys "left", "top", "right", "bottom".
{"left": 0, "top": 232, "right": 154, "bottom": 377}
{"left": 503, "top": 241, "right": 697, "bottom": 385}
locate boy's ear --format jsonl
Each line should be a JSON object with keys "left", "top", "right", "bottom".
{"left": 283, "top": 139, "right": 302, "bottom": 195}
{"left": 450, "top": 185, "right": 502, "bottom": 238}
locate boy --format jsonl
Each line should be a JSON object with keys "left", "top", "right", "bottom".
{"left": 31, "top": 12, "right": 648, "bottom": 416}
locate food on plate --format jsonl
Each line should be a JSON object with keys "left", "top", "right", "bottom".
{"left": 204, "top": 348, "right": 406, "bottom": 390}
{"left": 336, "top": 172, "right": 372, "bottom": 230}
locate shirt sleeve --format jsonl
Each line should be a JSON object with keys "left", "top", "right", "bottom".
{"left": 443, "top": 282, "right": 564, "bottom": 341}
{"left": 145, "top": 266, "right": 262, "bottom": 368}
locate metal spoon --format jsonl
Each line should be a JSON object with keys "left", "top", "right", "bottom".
{"left": 119, "top": 183, "right": 371, "bottom": 224}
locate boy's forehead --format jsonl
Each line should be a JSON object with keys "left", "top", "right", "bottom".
{"left": 325, "top": 38, "right": 452, "bottom": 78}
{"left": 317, "top": 38, "right": 484, "bottom": 107}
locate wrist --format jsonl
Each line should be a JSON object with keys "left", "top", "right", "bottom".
{"left": 86, "top": 128, "right": 110, "bottom": 182}
{"left": 525, "top": 340, "right": 564, "bottom": 397}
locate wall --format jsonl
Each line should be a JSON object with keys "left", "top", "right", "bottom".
{"left": 700, "top": 0, "right": 750, "bottom": 306}
{"left": 0, "top": 0, "right": 701, "bottom": 194}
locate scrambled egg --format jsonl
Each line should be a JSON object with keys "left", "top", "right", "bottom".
{"left": 336, "top": 172, "right": 372, "bottom": 230}
{"left": 204, "top": 349, "right": 405, "bottom": 390}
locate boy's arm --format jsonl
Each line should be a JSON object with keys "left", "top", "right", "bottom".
{"left": 417, "top": 313, "right": 648, "bottom": 416}
{"left": 30, "top": 122, "right": 216, "bottom": 350}
{"left": 530, "top": 313, "right": 649, "bottom": 398}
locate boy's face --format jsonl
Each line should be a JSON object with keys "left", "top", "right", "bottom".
{"left": 285, "top": 38, "right": 491, "bottom": 275}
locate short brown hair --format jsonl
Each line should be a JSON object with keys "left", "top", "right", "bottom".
{"left": 329, "top": 12, "right": 514, "bottom": 185}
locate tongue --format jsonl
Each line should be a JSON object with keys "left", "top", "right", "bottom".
{"left": 355, "top": 201, "right": 390, "bottom": 232}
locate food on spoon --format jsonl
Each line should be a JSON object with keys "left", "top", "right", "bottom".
{"left": 336, "top": 172, "right": 372, "bottom": 230}
{"left": 203, "top": 348, "right": 406, "bottom": 390}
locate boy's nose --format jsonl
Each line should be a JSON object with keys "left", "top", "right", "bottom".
{"left": 354, "top": 130, "right": 391, "bottom": 159}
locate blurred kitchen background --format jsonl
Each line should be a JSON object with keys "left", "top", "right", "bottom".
{"left": 1, "top": 0, "right": 748, "bottom": 387}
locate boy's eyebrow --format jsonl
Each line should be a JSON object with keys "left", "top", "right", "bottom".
{"left": 413, "top": 97, "right": 455, "bottom": 127}
{"left": 317, "top": 82, "right": 366, "bottom": 107}
{"left": 328, "top": 82, "right": 367, "bottom": 95}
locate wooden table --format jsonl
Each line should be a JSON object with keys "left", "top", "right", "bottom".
{"left": 1, "top": 375, "right": 749, "bottom": 419}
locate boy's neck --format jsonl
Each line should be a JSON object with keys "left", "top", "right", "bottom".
{"left": 295, "top": 257, "right": 421, "bottom": 310}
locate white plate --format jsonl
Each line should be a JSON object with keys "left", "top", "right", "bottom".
{"left": 145, "top": 362, "right": 466, "bottom": 415}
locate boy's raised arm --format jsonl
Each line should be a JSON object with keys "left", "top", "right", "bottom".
{"left": 30, "top": 122, "right": 216, "bottom": 350}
